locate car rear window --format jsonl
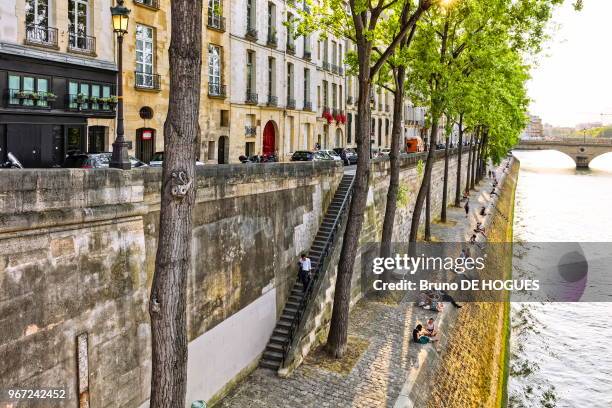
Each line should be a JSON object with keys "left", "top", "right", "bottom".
{"left": 292, "top": 151, "right": 311, "bottom": 159}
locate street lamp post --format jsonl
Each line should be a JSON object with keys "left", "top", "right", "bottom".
{"left": 110, "top": 0, "right": 131, "bottom": 170}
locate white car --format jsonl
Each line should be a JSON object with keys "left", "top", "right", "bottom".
{"left": 149, "top": 151, "right": 205, "bottom": 167}
{"left": 319, "top": 149, "right": 342, "bottom": 161}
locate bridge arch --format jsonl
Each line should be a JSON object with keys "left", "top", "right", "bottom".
{"left": 514, "top": 139, "right": 612, "bottom": 168}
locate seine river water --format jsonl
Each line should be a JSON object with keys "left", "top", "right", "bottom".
{"left": 508, "top": 150, "right": 612, "bottom": 408}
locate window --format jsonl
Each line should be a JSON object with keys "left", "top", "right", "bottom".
{"left": 339, "top": 85, "right": 342, "bottom": 110}
{"left": 221, "top": 110, "right": 230, "bottom": 127}
{"left": 303, "top": 68, "right": 310, "bottom": 103}
{"left": 287, "top": 63, "right": 294, "bottom": 101}
{"left": 347, "top": 113, "right": 352, "bottom": 143}
{"left": 8, "top": 74, "right": 50, "bottom": 107}
{"left": 267, "top": 3, "right": 276, "bottom": 39}
{"left": 323, "top": 39, "right": 328, "bottom": 63}
{"left": 208, "top": 0, "right": 222, "bottom": 27}
{"left": 332, "top": 40, "right": 337, "bottom": 66}
{"left": 245, "top": 142, "right": 255, "bottom": 156}
{"left": 322, "top": 81, "right": 328, "bottom": 107}
{"left": 268, "top": 57, "right": 276, "bottom": 98}
{"left": 246, "top": 51, "right": 256, "bottom": 101}
{"left": 247, "top": 0, "right": 256, "bottom": 30}
{"left": 136, "top": 25, "right": 155, "bottom": 88}
{"left": 208, "top": 44, "right": 222, "bottom": 95}
{"left": 26, "top": 0, "right": 49, "bottom": 27}
{"left": 68, "top": 80, "right": 113, "bottom": 111}
{"left": 68, "top": 0, "right": 91, "bottom": 51}
{"left": 286, "top": 13, "right": 294, "bottom": 48}
{"left": 332, "top": 84, "right": 337, "bottom": 108}
{"left": 208, "top": 141, "right": 216, "bottom": 160}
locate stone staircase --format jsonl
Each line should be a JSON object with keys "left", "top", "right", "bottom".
{"left": 259, "top": 173, "right": 355, "bottom": 371}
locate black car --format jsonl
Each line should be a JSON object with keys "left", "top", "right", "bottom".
{"left": 291, "top": 151, "right": 315, "bottom": 161}
{"left": 333, "top": 148, "right": 358, "bottom": 165}
{"left": 62, "top": 153, "right": 148, "bottom": 169}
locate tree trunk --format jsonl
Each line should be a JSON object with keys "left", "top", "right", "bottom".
{"left": 326, "top": 44, "right": 372, "bottom": 358}
{"left": 471, "top": 133, "right": 479, "bottom": 189}
{"left": 379, "top": 66, "right": 406, "bottom": 259}
{"left": 440, "top": 134, "right": 450, "bottom": 222}
{"left": 454, "top": 115, "right": 464, "bottom": 207}
{"left": 149, "top": 1, "right": 203, "bottom": 407}
{"left": 465, "top": 131, "right": 473, "bottom": 193}
{"left": 425, "top": 182, "right": 431, "bottom": 240}
{"left": 409, "top": 115, "right": 439, "bottom": 242}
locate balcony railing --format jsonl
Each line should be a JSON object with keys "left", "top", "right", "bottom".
{"left": 303, "top": 101, "right": 312, "bottom": 111}
{"left": 245, "top": 26, "right": 258, "bottom": 41}
{"left": 7, "top": 89, "right": 54, "bottom": 108}
{"left": 303, "top": 50, "right": 311, "bottom": 60}
{"left": 245, "top": 125, "right": 257, "bottom": 136}
{"left": 207, "top": 14, "right": 226, "bottom": 31}
{"left": 208, "top": 83, "right": 226, "bottom": 98}
{"left": 135, "top": 72, "right": 161, "bottom": 90}
{"left": 134, "top": 0, "right": 160, "bottom": 9}
{"left": 287, "top": 98, "right": 296, "bottom": 109}
{"left": 267, "top": 31, "right": 278, "bottom": 47}
{"left": 246, "top": 91, "right": 258, "bottom": 104}
{"left": 25, "top": 24, "right": 58, "bottom": 48}
{"left": 267, "top": 95, "right": 278, "bottom": 106}
{"left": 347, "top": 96, "right": 354, "bottom": 105}
{"left": 331, "top": 64, "right": 339, "bottom": 74}
{"left": 286, "top": 42, "right": 296, "bottom": 55}
{"left": 322, "top": 61, "right": 330, "bottom": 71}
{"left": 68, "top": 33, "right": 96, "bottom": 55}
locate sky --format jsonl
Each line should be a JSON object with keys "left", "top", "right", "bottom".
{"left": 527, "top": 0, "right": 612, "bottom": 128}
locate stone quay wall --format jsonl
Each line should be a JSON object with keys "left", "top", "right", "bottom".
{"left": 0, "top": 162, "right": 342, "bottom": 408}
{"left": 0, "top": 148, "right": 476, "bottom": 408}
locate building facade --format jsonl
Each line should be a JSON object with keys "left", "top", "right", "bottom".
{"left": 0, "top": 0, "right": 118, "bottom": 167}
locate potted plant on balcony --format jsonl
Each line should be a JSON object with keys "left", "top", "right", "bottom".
{"left": 45, "top": 92, "right": 57, "bottom": 102}
{"left": 107, "top": 95, "right": 119, "bottom": 108}
{"left": 15, "top": 90, "right": 32, "bottom": 100}
{"left": 90, "top": 95, "right": 99, "bottom": 104}
{"left": 76, "top": 93, "right": 89, "bottom": 104}
{"left": 323, "top": 109, "right": 333, "bottom": 124}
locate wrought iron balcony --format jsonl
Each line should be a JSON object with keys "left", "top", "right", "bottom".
{"left": 25, "top": 24, "right": 58, "bottom": 48}
{"left": 208, "top": 83, "right": 226, "bottom": 98}
{"left": 245, "top": 26, "right": 258, "bottom": 41}
{"left": 245, "top": 125, "right": 257, "bottom": 136}
{"left": 207, "top": 14, "right": 226, "bottom": 31}
{"left": 67, "top": 94, "right": 117, "bottom": 112}
{"left": 322, "top": 61, "right": 330, "bottom": 71}
{"left": 135, "top": 72, "right": 161, "bottom": 90}
{"left": 267, "top": 95, "right": 278, "bottom": 106}
{"left": 331, "top": 64, "right": 339, "bottom": 74}
{"left": 246, "top": 91, "right": 258, "bottom": 104}
{"left": 303, "top": 50, "right": 311, "bottom": 60}
{"left": 286, "top": 42, "right": 296, "bottom": 55}
{"left": 303, "top": 101, "right": 312, "bottom": 111}
{"left": 134, "top": 0, "right": 160, "bottom": 9}
{"left": 287, "top": 98, "right": 296, "bottom": 109}
{"left": 68, "top": 33, "right": 96, "bottom": 55}
{"left": 267, "top": 31, "right": 278, "bottom": 47}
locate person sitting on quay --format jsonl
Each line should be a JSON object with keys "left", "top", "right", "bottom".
{"left": 474, "top": 222, "right": 487, "bottom": 237}
{"left": 480, "top": 206, "right": 487, "bottom": 216}
{"left": 425, "top": 318, "right": 438, "bottom": 337}
{"left": 413, "top": 324, "right": 439, "bottom": 344}
{"left": 464, "top": 198, "right": 470, "bottom": 218}
{"left": 469, "top": 234, "right": 478, "bottom": 244}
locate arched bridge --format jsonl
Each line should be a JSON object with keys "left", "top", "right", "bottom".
{"left": 514, "top": 138, "right": 612, "bottom": 168}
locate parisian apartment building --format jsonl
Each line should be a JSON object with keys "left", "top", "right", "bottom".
{"left": 0, "top": 0, "right": 428, "bottom": 167}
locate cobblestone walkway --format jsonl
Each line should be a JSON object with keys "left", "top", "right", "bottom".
{"left": 217, "top": 161, "right": 506, "bottom": 408}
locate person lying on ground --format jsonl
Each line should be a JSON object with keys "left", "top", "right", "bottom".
{"left": 480, "top": 206, "right": 487, "bottom": 216}
{"left": 469, "top": 234, "right": 477, "bottom": 244}
{"left": 424, "top": 300, "right": 444, "bottom": 312}
{"left": 474, "top": 222, "right": 487, "bottom": 237}
{"left": 413, "top": 324, "right": 439, "bottom": 344}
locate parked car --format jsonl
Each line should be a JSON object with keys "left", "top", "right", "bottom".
{"left": 62, "top": 152, "right": 148, "bottom": 169}
{"left": 320, "top": 149, "right": 342, "bottom": 162}
{"left": 291, "top": 151, "right": 315, "bottom": 161}
{"left": 239, "top": 154, "right": 278, "bottom": 163}
{"left": 333, "top": 147, "right": 358, "bottom": 165}
{"left": 149, "top": 151, "right": 205, "bottom": 167}
{"left": 314, "top": 151, "right": 335, "bottom": 161}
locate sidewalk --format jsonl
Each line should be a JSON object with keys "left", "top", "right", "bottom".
{"left": 217, "top": 163, "right": 505, "bottom": 408}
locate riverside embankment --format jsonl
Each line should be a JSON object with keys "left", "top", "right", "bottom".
{"left": 0, "top": 149, "right": 473, "bottom": 408}
{"left": 218, "top": 158, "right": 519, "bottom": 408}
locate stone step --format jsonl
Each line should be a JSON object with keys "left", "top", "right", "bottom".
{"left": 262, "top": 350, "right": 284, "bottom": 362}
{"left": 266, "top": 342, "right": 285, "bottom": 353}
{"left": 260, "top": 359, "right": 281, "bottom": 370}
{"left": 273, "top": 327, "right": 289, "bottom": 336}
{"left": 269, "top": 335, "right": 289, "bottom": 345}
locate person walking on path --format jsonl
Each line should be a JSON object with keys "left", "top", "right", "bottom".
{"left": 464, "top": 198, "right": 470, "bottom": 218}
{"left": 298, "top": 253, "right": 312, "bottom": 290}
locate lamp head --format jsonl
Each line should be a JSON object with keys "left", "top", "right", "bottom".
{"left": 111, "top": 0, "right": 131, "bottom": 36}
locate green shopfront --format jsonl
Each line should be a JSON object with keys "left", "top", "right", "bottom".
{"left": 0, "top": 51, "right": 117, "bottom": 167}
